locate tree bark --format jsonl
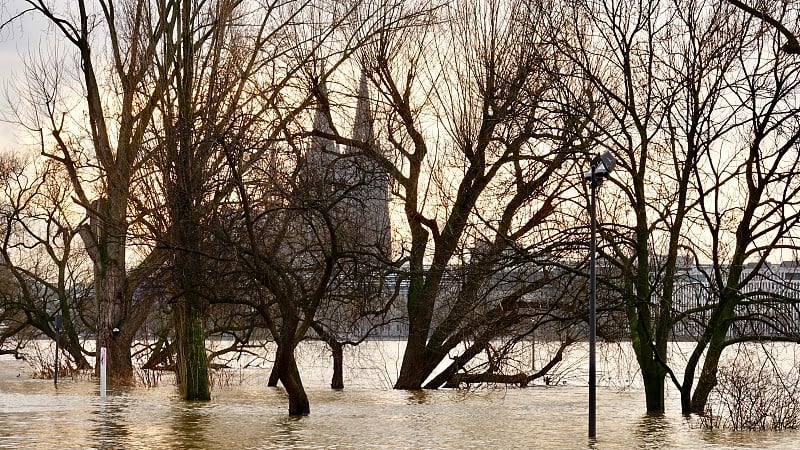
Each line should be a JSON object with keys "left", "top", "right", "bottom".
{"left": 394, "top": 264, "right": 434, "bottom": 389}
{"left": 93, "top": 225, "right": 134, "bottom": 383}
{"left": 173, "top": 294, "right": 211, "bottom": 400}
{"left": 330, "top": 340, "right": 344, "bottom": 390}
{"left": 642, "top": 366, "right": 666, "bottom": 413}
{"left": 632, "top": 340, "right": 667, "bottom": 412}
{"left": 167, "top": 0, "right": 211, "bottom": 401}
{"left": 274, "top": 344, "right": 310, "bottom": 415}
{"left": 689, "top": 302, "right": 736, "bottom": 413}
{"left": 444, "top": 341, "right": 567, "bottom": 388}
{"left": 267, "top": 352, "right": 280, "bottom": 387}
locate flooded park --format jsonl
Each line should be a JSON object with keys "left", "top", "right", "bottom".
{"left": 3, "top": 2, "right": 800, "bottom": 448}
{"left": 2, "top": 341, "right": 799, "bottom": 449}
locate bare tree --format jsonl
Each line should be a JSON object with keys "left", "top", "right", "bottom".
{"left": 563, "top": 0, "right": 800, "bottom": 415}
{"left": 683, "top": 8, "right": 800, "bottom": 412}
{"left": 566, "top": 0, "right": 755, "bottom": 413}
{"left": 314, "top": 0, "right": 586, "bottom": 390}
{"left": 1, "top": 0, "right": 173, "bottom": 383}
{"left": 0, "top": 154, "right": 93, "bottom": 372}
{"left": 204, "top": 0, "right": 397, "bottom": 414}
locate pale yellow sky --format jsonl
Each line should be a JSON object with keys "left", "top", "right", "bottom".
{"left": 0, "top": 0, "right": 54, "bottom": 153}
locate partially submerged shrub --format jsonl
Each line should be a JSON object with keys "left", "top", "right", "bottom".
{"left": 703, "top": 347, "right": 800, "bottom": 431}
{"left": 21, "top": 340, "right": 86, "bottom": 381}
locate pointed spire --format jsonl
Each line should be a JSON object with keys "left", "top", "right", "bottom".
{"left": 349, "top": 71, "right": 375, "bottom": 151}
{"left": 305, "top": 76, "right": 338, "bottom": 181}
{"left": 313, "top": 77, "right": 334, "bottom": 139}
{"left": 343, "top": 70, "right": 391, "bottom": 258}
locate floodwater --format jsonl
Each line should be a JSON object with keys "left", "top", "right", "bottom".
{"left": 1, "top": 341, "right": 798, "bottom": 449}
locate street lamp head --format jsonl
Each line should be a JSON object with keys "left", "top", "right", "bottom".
{"left": 583, "top": 150, "right": 617, "bottom": 183}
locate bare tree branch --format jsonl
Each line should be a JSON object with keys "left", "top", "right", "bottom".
{"left": 728, "top": 0, "right": 800, "bottom": 54}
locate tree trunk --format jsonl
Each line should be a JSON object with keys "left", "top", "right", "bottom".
{"left": 680, "top": 379, "right": 693, "bottom": 414}
{"left": 680, "top": 329, "right": 712, "bottom": 414}
{"left": 632, "top": 345, "right": 666, "bottom": 413}
{"left": 274, "top": 344, "right": 310, "bottom": 415}
{"left": 629, "top": 295, "right": 666, "bottom": 413}
{"left": 687, "top": 289, "right": 738, "bottom": 414}
{"left": 642, "top": 366, "right": 665, "bottom": 413}
{"left": 98, "top": 328, "right": 134, "bottom": 384}
{"left": 63, "top": 337, "right": 91, "bottom": 371}
{"left": 267, "top": 348, "right": 280, "bottom": 387}
{"left": 690, "top": 331, "right": 726, "bottom": 413}
{"left": 95, "top": 246, "right": 134, "bottom": 383}
{"left": 424, "top": 338, "right": 488, "bottom": 389}
{"left": 58, "top": 294, "right": 92, "bottom": 371}
{"left": 394, "top": 338, "right": 429, "bottom": 389}
{"left": 394, "top": 274, "right": 433, "bottom": 389}
{"left": 330, "top": 340, "right": 344, "bottom": 390}
{"left": 141, "top": 338, "right": 175, "bottom": 370}
{"left": 173, "top": 294, "right": 211, "bottom": 401}
{"left": 167, "top": 0, "right": 210, "bottom": 402}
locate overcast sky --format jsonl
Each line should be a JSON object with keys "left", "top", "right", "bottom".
{"left": 0, "top": 1, "right": 54, "bottom": 153}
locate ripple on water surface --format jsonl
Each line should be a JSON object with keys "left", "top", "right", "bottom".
{"left": 2, "top": 352, "right": 800, "bottom": 449}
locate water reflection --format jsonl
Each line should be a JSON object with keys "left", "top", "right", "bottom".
{"left": 92, "top": 396, "right": 131, "bottom": 447}
{"left": 407, "top": 389, "right": 428, "bottom": 404}
{"left": 271, "top": 414, "right": 307, "bottom": 448}
{"left": 171, "top": 402, "right": 213, "bottom": 449}
{"left": 634, "top": 412, "right": 673, "bottom": 449}
{"left": 4, "top": 344, "right": 800, "bottom": 449}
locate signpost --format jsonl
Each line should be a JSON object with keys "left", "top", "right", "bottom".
{"left": 100, "top": 347, "right": 107, "bottom": 398}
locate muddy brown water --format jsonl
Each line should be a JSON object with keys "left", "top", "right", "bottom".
{"left": 1, "top": 341, "right": 797, "bottom": 449}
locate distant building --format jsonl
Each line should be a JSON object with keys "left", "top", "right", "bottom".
{"left": 673, "top": 261, "right": 800, "bottom": 339}
{"left": 303, "top": 72, "right": 391, "bottom": 259}
{"left": 341, "top": 72, "right": 391, "bottom": 259}
{"left": 301, "top": 73, "right": 396, "bottom": 340}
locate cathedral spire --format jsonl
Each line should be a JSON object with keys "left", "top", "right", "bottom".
{"left": 342, "top": 70, "right": 391, "bottom": 258}
{"left": 350, "top": 71, "right": 375, "bottom": 149}
{"left": 304, "top": 76, "right": 338, "bottom": 188}
{"left": 310, "top": 76, "right": 338, "bottom": 160}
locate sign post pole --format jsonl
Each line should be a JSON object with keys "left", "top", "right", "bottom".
{"left": 100, "top": 347, "right": 107, "bottom": 398}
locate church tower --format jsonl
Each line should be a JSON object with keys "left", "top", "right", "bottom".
{"left": 302, "top": 77, "right": 339, "bottom": 198}
{"left": 302, "top": 72, "right": 391, "bottom": 259}
{"left": 343, "top": 72, "right": 391, "bottom": 259}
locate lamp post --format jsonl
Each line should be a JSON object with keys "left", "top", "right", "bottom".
{"left": 583, "top": 150, "right": 616, "bottom": 439}
{"left": 54, "top": 314, "right": 62, "bottom": 387}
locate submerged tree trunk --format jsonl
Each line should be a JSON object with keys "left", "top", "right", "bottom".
{"left": 267, "top": 351, "right": 280, "bottom": 387}
{"left": 173, "top": 295, "right": 211, "bottom": 400}
{"left": 690, "top": 300, "right": 736, "bottom": 414}
{"left": 394, "top": 268, "right": 435, "bottom": 389}
{"left": 167, "top": 0, "right": 211, "bottom": 401}
{"left": 93, "top": 217, "right": 134, "bottom": 383}
{"left": 330, "top": 340, "right": 344, "bottom": 390}
{"left": 631, "top": 339, "right": 667, "bottom": 412}
{"left": 642, "top": 365, "right": 666, "bottom": 412}
{"left": 98, "top": 327, "right": 134, "bottom": 383}
{"left": 310, "top": 322, "right": 346, "bottom": 389}
{"left": 274, "top": 343, "right": 310, "bottom": 415}
{"left": 59, "top": 305, "right": 91, "bottom": 371}
{"left": 691, "top": 344, "right": 723, "bottom": 414}
{"left": 394, "top": 337, "right": 430, "bottom": 389}
{"left": 627, "top": 338, "right": 665, "bottom": 413}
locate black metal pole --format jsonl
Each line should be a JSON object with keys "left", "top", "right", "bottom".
{"left": 54, "top": 337, "right": 59, "bottom": 387}
{"left": 589, "top": 173, "right": 597, "bottom": 439}
{"left": 54, "top": 315, "right": 62, "bottom": 388}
